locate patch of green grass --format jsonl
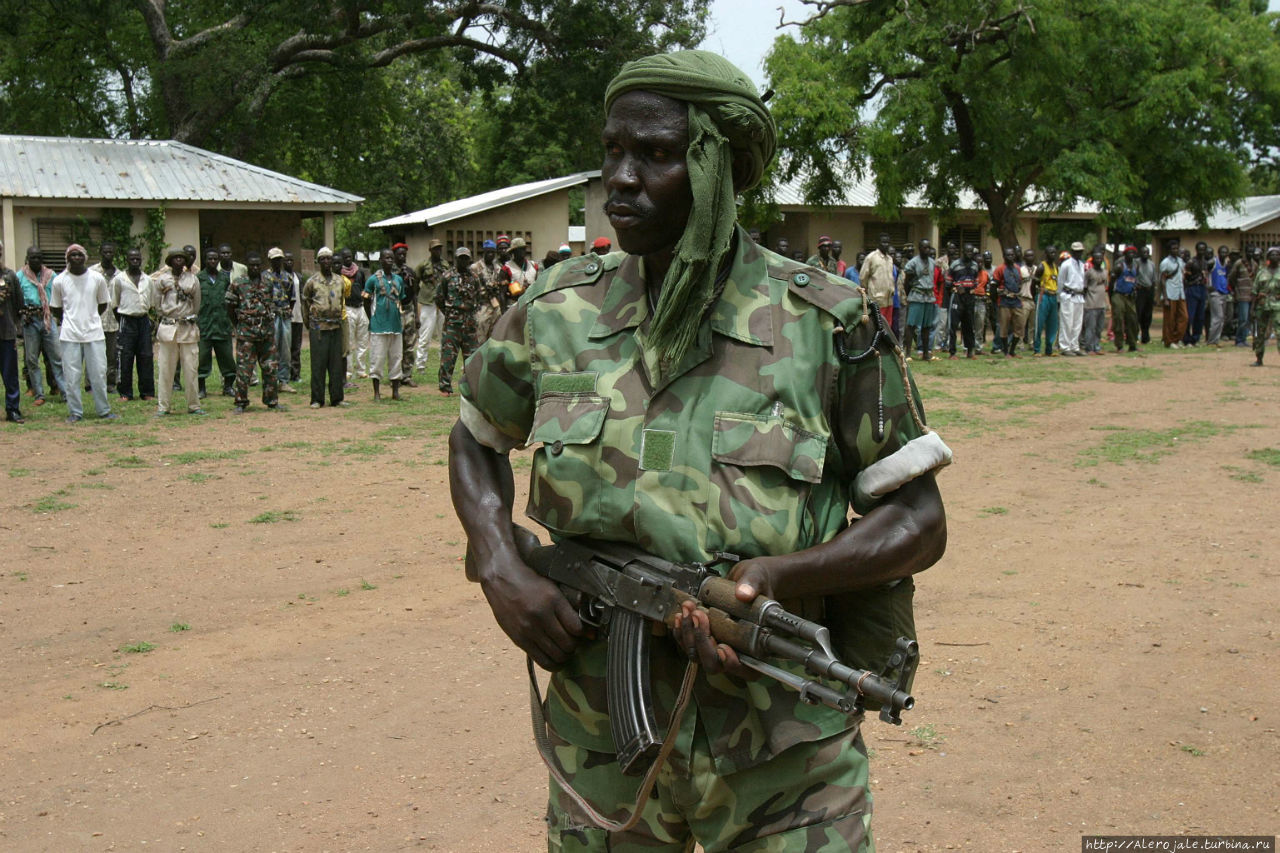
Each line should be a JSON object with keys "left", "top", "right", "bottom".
{"left": 1180, "top": 744, "right": 1205, "bottom": 757}
{"left": 342, "top": 440, "right": 389, "bottom": 457}
{"left": 183, "top": 472, "right": 220, "bottom": 483}
{"left": 1077, "top": 421, "right": 1250, "bottom": 468}
{"left": 333, "top": 588, "right": 350, "bottom": 597}
{"left": 1217, "top": 391, "right": 1248, "bottom": 403}
{"left": 165, "top": 449, "right": 248, "bottom": 465}
{"left": 1246, "top": 448, "right": 1280, "bottom": 467}
{"left": 76, "top": 481, "right": 115, "bottom": 490}
{"left": 84, "top": 468, "right": 104, "bottom": 476}
{"left": 978, "top": 506, "right": 1008, "bottom": 517}
{"left": 1086, "top": 477, "right": 1109, "bottom": 488}
{"left": 116, "top": 432, "right": 162, "bottom": 448}
{"left": 169, "top": 622, "right": 190, "bottom": 632}
{"left": 99, "top": 681, "right": 128, "bottom": 690}
{"left": 297, "top": 592, "right": 317, "bottom": 602}
{"left": 8, "top": 467, "right": 31, "bottom": 477}
{"left": 209, "top": 522, "right": 231, "bottom": 529}
{"left": 373, "top": 425, "right": 415, "bottom": 439}
{"left": 1223, "top": 466, "right": 1263, "bottom": 484}
{"left": 31, "top": 491, "right": 76, "bottom": 514}
{"left": 360, "top": 579, "right": 377, "bottom": 591}
{"left": 910, "top": 723, "right": 946, "bottom": 748}
{"left": 250, "top": 509, "right": 300, "bottom": 524}
{"left": 1001, "top": 570, "right": 1017, "bottom": 576}
{"left": 1105, "top": 366, "right": 1162, "bottom": 383}
{"left": 12, "top": 571, "right": 29, "bottom": 581}
{"left": 120, "top": 641, "right": 155, "bottom": 654}
{"left": 109, "top": 454, "right": 150, "bottom": 468}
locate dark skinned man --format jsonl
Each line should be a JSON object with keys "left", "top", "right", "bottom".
{"left": 434, "top": 246, "right": 482, "bottom": 396}
{"left": 0, "top": 241, "right": 25, "bottom": 422}
{"left": 197, "top": 248, "right": 235, "bottom": 398}
{"left": 449, "top": 50, "right": 949, "bottom": 852}
{"left": 392, "top": 242, "right": 419, "bottom": 387}
{"left": 226, "top": 251, "right": 280, "bottom": 412}
{"left": 88, "top": 241, "right": 120, "bottom": 394}
{"left": 301, "top": 247, "right": 347, "bottom": 407}
{"left": 363, "top": 248, "right": 405, "bottom": 401}
{"left": 49, "top": 244, "right": 117, "bottom": 422}
{"left": 110, "top": 247, "right": 155, "bottom": 400}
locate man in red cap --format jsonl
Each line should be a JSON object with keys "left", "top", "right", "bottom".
{"left": 806, "top": 235, "right": 838, "bottom": 273}
{"left": 590, "top": 236, "right": 612, "bottom": 255}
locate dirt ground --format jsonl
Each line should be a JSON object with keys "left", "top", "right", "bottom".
{"left": 1, "top": 338, "right": 1277, "bottom": 852}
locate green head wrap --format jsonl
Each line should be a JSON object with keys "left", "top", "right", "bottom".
{"left": 604, "top": 50, "right": 777, "bottom": 372}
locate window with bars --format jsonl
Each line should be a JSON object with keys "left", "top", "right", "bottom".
{"left": 940, "top": 225, "right": 983, "bottom": 252}
{"left": 34, "top": 218, "right": 103, "bottom": 272}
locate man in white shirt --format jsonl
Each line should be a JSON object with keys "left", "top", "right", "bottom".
{"left": 1056, "top": 241, "right": 1088, "bottom": 356}
{"left": 859, "top": 232, "right": 896, "bottom": 315}
{"left": 1159, "top": 239, "right": 1188, "bottom": 348}
{"left": 48, "top": 244, "right": 118, "bottom": 422}
{"left": 110, "top": 247, "right": 155, "bottom": 401}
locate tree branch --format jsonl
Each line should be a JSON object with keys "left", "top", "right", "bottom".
{"left": 168, "top": 13, "right": 251, "bottom": 58}
{"left": 780, "top": 0, "right": 879, "bottom": 28}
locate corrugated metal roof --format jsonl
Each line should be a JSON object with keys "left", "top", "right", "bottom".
{"left": 370, "top": 172, "right": 596, "bottom": 229}
{"left": 1137, "top": 195, "right": 1280, "bottom": 232}
{"left": 773, "top": 171, "right": 1097, "bottom": 216}
{"left": 0, "top": 135, "right": 362, "bottom": 207}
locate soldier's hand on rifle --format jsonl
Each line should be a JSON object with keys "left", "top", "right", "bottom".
{"left": 478, "top": 548, "right": 584, "bottom": 672}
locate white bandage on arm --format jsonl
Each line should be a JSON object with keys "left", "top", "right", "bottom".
{"left": 854, "top": 431, "right": 953, "bottom": 507}
{"left": 459, "top": 395, "right": 523, "bottom": 454}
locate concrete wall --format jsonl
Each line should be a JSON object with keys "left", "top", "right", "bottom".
{"left": 767, "top": 209, "right": 1043, "bottom": 263}
{"left": 383, "top": 190, "right": 572, "bottom": 270}
{"left": 583, "top": 176, "right": 614, "bottom": 251}
{"left": 198, "top": 209, "right": 304, "bottom": 264}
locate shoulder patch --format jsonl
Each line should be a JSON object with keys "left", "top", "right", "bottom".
{"left": 520, "top": 253, "right": 614, "bottom": 303}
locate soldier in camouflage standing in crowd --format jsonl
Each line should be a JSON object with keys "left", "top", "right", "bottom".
{"left": 434, "top": 245, "right": 482, "bottom": 397}
{"left": 392, "top": 243, "right": 419, "bottom": 387}
{"left": 471, "top": 239, "right": 506, "bottom": 342}
{"left": 1251, "top": 245, "right": 1280, "bottom": 367}
{"left": 449, "top": 49, "right": 949, "bottom": 851}
{"left": 225, "top": 251, "right": 280, "bottom": 413}
{"left": 414, "top": 240, "right": 447, "bottom": 377}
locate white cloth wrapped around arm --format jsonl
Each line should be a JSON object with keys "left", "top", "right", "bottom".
{"left": 459, "top": 395, "right": 523, "bottom": 454}
{"left": 853, "top": 431, "right": 953, "bottom": 507}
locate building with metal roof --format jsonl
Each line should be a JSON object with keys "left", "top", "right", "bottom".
{"left": 369, "top": 171, "right": 608, "bottom": 269}
{"left": 0, "top": 134, "right": 362, "bottom": 271}
{"left": 769, "top": 172, "right": 1099, "bottom": 261}
{"left": 1137, "top": 195, "right": 1280, "bottom": 256}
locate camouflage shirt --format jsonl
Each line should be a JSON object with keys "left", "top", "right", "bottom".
{"left": 226, "top": 274, "right": 275, "bottom": 341}
{"left": 1255, "top": 264, "right": 1280, "bottom": 312}
{"left": 438, "top": 268, "right": 484, "bottom": 317}
{"left": 461, "top": 228, "right": 941, "bottom": 775}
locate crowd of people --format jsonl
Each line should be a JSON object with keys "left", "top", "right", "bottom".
{"left": 774, "top": 232, "right": 1280, "bottom": 363}
{"left": 0, "top": 233, "right": 617, "bottom": 425}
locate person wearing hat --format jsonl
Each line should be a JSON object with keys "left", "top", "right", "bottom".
{"left": 300, "top": 247, "right": 348, "bottom": 407}
{"left": 450, "top": 49, "right": 950, "bottom": 850}
{"left": 49, "top": 244, "right": 118, "bottom": 421}
{"left": 434, "top": 245, "right": 482, "bottom": 395}
{"left": 391, "top": 242, "right": 420, "bottom": 387}
{"left": 148, "top": 246, "right": 203, "bottom": 415}
{"left": 195, "top": 247, "right": 236, "bottom": 398}
{"left": 1251, "top": 246, "right": 1280, "bottom": 366}
{"left": 806, "top": 234, "right": 838, "bottom": 274}
{"left": 494, "top": 234, "right": 512, "bottom": 266}
{"left": 497, "top": 236, "right": 538, "bottom": 301}
{"left": 225, "top": 251, "right": 281, "bottom": 411}
{"left": 263, "top": 247, "right": 296, "bottom": 393}
{"left": 1111, "top": 246, "right": 1140, "bottom": 353}
{"left": 1056, "top": 241, "right": 1088, "bottom": 356}
{"left": 414, "top": 239, "right": 448, "bottom": 376}
{"left": 471, "top": 239, "right": 506, "bottom": 343}
{"left": 590, "top": 236, "right": 612, "bottom": 255}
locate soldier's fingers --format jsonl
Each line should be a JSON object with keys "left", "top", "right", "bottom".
{"left": 689, "top": 608, "right": 723, "bottom": 673}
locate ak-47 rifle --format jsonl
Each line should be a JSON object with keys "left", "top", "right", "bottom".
{"left": 475, "top": 530, "right": 919, "bottom": 777}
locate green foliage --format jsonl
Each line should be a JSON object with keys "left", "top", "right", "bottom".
{"left": 766, "top": 0, "right": 1280, "bottom": 249}
{"left": 119, "top": 641, "right": 155, "bottom": 654}
{"left": 100, "top": 209, "right": 136, "bottom": 252}
{"left": 142, "top": 208, "right": 166, "bottom": 272}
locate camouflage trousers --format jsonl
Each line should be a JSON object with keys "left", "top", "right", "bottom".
{"left": 437, "top": 312, "right": 479, "bottom": 392}
{"left": 1255, "top": 308, "right": 1280, "bottom": 361}
{"left": 400, "top": 303, "right": 418, "bottom": 378}
{"left": 234, "top": 336, "right": 279, "bottom": 408}
{"left": 546, "top": 709, "right": 873, "bottom": 853}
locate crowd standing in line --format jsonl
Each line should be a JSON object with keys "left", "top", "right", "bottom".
{"left": 3, "top": 230, "right": 1273, "bottom": 426}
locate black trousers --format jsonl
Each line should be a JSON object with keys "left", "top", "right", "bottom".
{"left": 949, "top": 292, "right": 977, "bottom": 354}
{"left": 1135, "top": 287, "right": 1155, "bottom": 343}
{"left": 290, "top": 321, "right": 304, "bottom": 381}
{"left": 309, "top": 327, "right": 344, "bottom": 406}
{"left": 199, "top": 336, "right": 235, "bottom": 384}
{"left": 116, "top": 315, "right": 155, "bottom": 399}
{"left": 2, "top": 338, "right": 20, "bottom": 414}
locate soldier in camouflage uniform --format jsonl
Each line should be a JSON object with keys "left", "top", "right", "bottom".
{"left": 1252, "top": 246, "right": 1280, "bottom": 366}
{"left": 393, "top": 243, "right": 419, "bottom": 386}
{"left": 449, "top": 51, "right": 950, "bottom": 852}
{"left": 225, "top": 251, "right": 280, "bottom": 412}
{"left": 471, "top": 239, "right": 506, "bottom": 342}
{"left": 434, "top": 246, "right": 482, "bottom": 396}
{"left": 414, "top": 239, "right": 448, "bottom": 376}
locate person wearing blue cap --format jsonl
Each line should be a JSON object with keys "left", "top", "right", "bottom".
{"left": 472, "top": 239, "right": 505, "bottom": 342}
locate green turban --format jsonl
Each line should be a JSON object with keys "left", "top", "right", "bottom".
{"left": 604, "top": 50, "right": 777, "bottom": 373}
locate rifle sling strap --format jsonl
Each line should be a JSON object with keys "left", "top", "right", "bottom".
{"left": 526, "top": 655, "right": 698, "bottom": 833}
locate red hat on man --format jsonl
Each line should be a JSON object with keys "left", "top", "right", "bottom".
{"left": 391, "top": 242, "right": 408, "bottom": 251}
{"left": 495, "top": 234, "right": 511, "bottom": 247}
{"left": 817, "top": 235, "right": 833, "bottom": 247}
{"left": 592, "top": 237, "right": 612, "bottom": 250}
